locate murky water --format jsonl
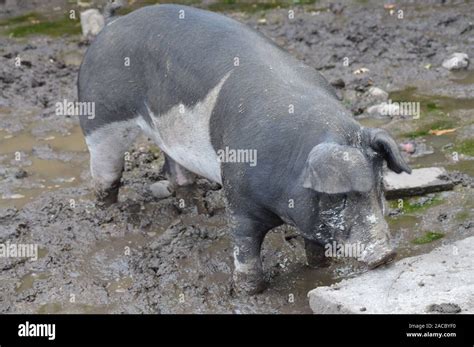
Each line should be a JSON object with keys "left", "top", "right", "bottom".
{"left": 0, "top": 120, "right": 87, "bottom": 208}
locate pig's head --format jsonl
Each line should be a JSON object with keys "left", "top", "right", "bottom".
{"left": 298, "top": 128, "right": 411, "bottom": 268}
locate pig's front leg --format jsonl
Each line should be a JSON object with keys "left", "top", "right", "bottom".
{"left": 304, "top": 238, "right": 331, "bottom": 268}
{"left": 232, "top": 217, "right": 269, "bottom": 295}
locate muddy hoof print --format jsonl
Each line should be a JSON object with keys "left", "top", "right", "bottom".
{"left": 233, "top": 271, "right": 267, "bottom": 295}
{"left": 95, "top": 184, "right": 120, "bottom": 208}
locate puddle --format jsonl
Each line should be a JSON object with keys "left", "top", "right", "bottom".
{"left": 0, "top": 157, "right": 85, "bottom": 209}
{"left": 59, "top": 50, "right": 83, "bottom": 67}
{"left": 37, "top": 302, "right": 63, "bottom": 314}
{"left": 107, "top": 276, "right": 134, "bottom": 295}
{"left": 16, "top": 272, "right": 50, "bottom": 293}
{"left": 409, "top": 133, "right": 456, "bottom": 169}
{"left": 386, "top": 87, "right": 474, "bottom": 177}
{"left": 450, "top": 70, "right": 474, "bottom": 85}
{"left": 0, "top": 124, "right": 87, "bottom": 209}
{"left": 357, "top": 117, "right": 392, "bottom": 128}
{"left": 37, "top": 125, "right": 86, "bottom": 152}
{"left": 390, "top": 87, "right": 474, "bottom": 113}
{"left": 0, "top": 124, "right": 86, "bottom": 154}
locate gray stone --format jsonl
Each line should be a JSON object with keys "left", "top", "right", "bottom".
{"left": 150, "top": 180, "right": 173, "bottom": 199}
{"left": 308, "top": 237, "right": 474, "bottom": 314}
{"left": 442, "top": 53, "right": 469, "bottom": 70}
{"left": 80, "top": 9, "right": 105, "bottom": 38}
{"left": 366, "top": 102, "right": 398, "bottom": 118}
{"left": 383, "top": 167, "right": 454, "bottom": 199}
{"left": 368, "top": 86, "right": 389, "bottom": 100}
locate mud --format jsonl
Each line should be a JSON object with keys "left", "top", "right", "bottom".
{"left": 0, "top": 0, "right": 473, "bottom": 313}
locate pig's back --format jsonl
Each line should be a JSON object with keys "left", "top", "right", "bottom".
{"left": 79, "top": 4, "right": 336, "bottom": 122}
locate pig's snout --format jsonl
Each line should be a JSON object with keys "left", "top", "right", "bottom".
{"left": 358, "top": 240, "right": 397, "bottom": 269}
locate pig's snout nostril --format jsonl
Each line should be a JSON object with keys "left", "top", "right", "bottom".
{"left": 367, "top": 250, "right": 397, "bottom": 269}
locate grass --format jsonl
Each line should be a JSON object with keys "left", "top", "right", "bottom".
{"left": 455, "top": 210, "right": 470, "bottom": 222}
{"left": 0, "top": 12, "right": 81, "bottom": 38}
{"left": 426, "top": 102, "right": 439, "bottom": 111}
{"left": 389, "top": 195, "right": 443, "bottom": 214}
{"left": 411, "top": 231, "right": 445, "bottom": 245}
{"left": 208, "top": 0, "right": 317, "bottom": 12}
{"left": 119, "top": 0, "right": 305, "bottom": 14}
{"left": 401, "top": 119, "right": 456, "bottom": 139}
{"left": 453, "top": 139, "right": 474, "bottom": 157}
{"left": 0, "top": 12, "right": 42, "bottom": 26}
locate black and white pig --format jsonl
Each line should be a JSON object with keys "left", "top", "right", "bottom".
{"left": 78, "top": 4, "right": 411, "bottom": 294}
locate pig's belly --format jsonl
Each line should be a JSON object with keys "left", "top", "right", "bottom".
{"left": 136, "top": 74, "right": 230, "bottom": 185}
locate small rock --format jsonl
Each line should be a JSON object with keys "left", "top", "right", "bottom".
{"left": 204, "top": 190, "right": 225, "bottom": 214}
{"left": 330, "top": 78, "right": 345, "bottom": 89}
{"left": 31, "top": 78, "right": 45, "bottom": 88}
{"left": 329, "top": 3, "right": 344, "bottom": 15}
{"left": 354, "top": 76, "right": 373, "bottom": 92}
{"left": 411, "top": 142, "right": 434, "bottom": 158}
{"left": 366, "top": 102, "right": 398, "bottom": 119}
{"left": 150, "top": 180, "right": 173, "bottom": 199}
{"left": 442, "top": 53, "right": 469, "bottom": 70}
{"left": 21, "top": 60, "right": 32, "bottom": 68}
{"left": 368, "top": 86, "right": 389, "bottom": 100}
{"left": 353, "top": 67, "right": 369, "bottom": 75}
{"left": 80, "top": 9, "right": 105, "bottom": 38}
{"left": 384, "top": 167, "right": 454, "bottom": 199}
{"left": 14, "top": 169, "right": 28, "bottom": 179}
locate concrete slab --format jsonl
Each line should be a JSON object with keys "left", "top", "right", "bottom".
{"left": 383, "top": 167, "right": 454, "bottom": 199}
{"left": 308, "top": 237, "right": 474, "bottom": 314}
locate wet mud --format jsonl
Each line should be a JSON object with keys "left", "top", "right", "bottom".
{"left": 0, "top": 0, "right": 472, "bottom": 313}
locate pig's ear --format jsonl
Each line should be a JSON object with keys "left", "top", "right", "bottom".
{"left": 365, "top": 128, "right": 412, "bottom": 174}
{"left": 303, "top": 143, "right": 374, "bottom": 194}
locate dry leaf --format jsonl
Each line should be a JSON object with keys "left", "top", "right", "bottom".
{"left": 428, "top": 128, "right": 456, "bottom": 136}
{"left": 384, "top": 4, "right": 396, "bottom": 9}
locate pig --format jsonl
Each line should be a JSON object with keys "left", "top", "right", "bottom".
{"left": 78, "top": 4, "right": 411, "bottom": 294}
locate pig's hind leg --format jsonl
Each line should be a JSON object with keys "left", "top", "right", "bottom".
{"left": 85, "top": 121, "right": 140, "bottom": 207}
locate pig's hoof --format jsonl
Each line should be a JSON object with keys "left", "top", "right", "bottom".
{"left": 233, "top": 271, "right": 267, "bottom": 295}
{"left": 150, "top": 180, "right": 173, "bottom": 199}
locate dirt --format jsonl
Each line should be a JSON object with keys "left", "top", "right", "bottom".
{"left": 0, "top": 0, "right": 473, "bottom": 313}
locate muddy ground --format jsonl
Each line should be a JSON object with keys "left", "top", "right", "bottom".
{"left": 0, "top": 0, "right": 473, "bottom": 313}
